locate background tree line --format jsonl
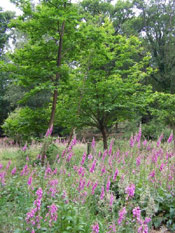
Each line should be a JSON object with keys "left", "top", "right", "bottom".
{"left": 1, "top": 0, "right": 175, "bottom": 149}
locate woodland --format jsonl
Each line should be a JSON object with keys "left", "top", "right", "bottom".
{"left": 1, "top": 0, "right": 175, "bottom": 148}
{"left": 0, "top": 1, "right": 175, "bottom": 233}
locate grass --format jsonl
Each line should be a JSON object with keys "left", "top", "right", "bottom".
{"left": 0, "top": 132, "right": 175, "bottom": 233}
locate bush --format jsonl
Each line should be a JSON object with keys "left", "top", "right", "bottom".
{"left": 2, "top": 107, "right": 49, "bottom": 143}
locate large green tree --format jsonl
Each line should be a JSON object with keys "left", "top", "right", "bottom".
{"left": 6, "top": 0, "right": 80, "bottom": 133}
{"left": 0, "top": 8, "right": 15, "bottom": 135}
{"left": 57, "top": 18, "right": 152, "bottom": 149}
{"left": 133, "top": 0, "right": 175, "bottom": 93}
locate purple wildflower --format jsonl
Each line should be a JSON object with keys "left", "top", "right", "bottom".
{"left": 88, "top": 154, "right": 93, "bottom": 160}
{"left": 125, "top": 184, "right": 135, "bottom": 199}
{"left": 100, "top": 186, "right": 105, "bottom": 200}
{"left": 22, "top": 143, "right": 27, "bottom": 152}
{"left": 6, "top": 160, "right": 11, "bottom": 170}
{"left": 28, "top": 176, "right": 32, "bottom": 186}
{"left": 11, "top": 167, "right": 16, "bottom": 175}
{"left": 102, "top": 150, "right": 107, "bottom": 160}
{"left": 118, "top": 207, "right": 127, "bottom": 225}
{"left": 138, "top": 224, "right": 149, "bottom": 233}
{"left": 113, "top": 168, "right": 118, "bottom": 181}
{"left": 157, "top": 134, "right": 163, "bottom": 147}
{"left": 109, "top": 194, "right": 114, "bottom": 207}
{"left": 167, "top": 133, "right": 173, "bottom": 143}
{"left": 90, "top": 160, "right": 97, "bottom": 173}
{"left": 106, "top": 176, "right": 111, "bottom": 192}
{"left": 133, "top": 206, "right": 141, "bottom": 222}
{"left": 108, "top": 139, "right": 114, "bottom": 156}
{"left": 91, "top": 222, "right": 99, "bottom": 233}
{"left": 67, "top": 152, "right": 73, "bottom": 162}
{"left": 91, "top": 137, "right": 96, "bottom": 150}
{"left": 45, "top": 203, "right": 58, "bottom": 226}
{"left": 81, "top": 152, "right": 86, "bottom": 165}
{"left": 92, "top": 182, "right": 98, "bottom": 195}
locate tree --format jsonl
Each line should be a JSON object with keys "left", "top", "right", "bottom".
{"left": 151, "top": 92, "right": 175, "bottom": 148}
{"left": 6, "top": 0, "right": 80, "bottom": 133}
{"left": 57, "top": 18, "right": 152, "bottom": 149}
{"left": 0, "top": 8, "right": 15, "bottom": 135}
{"left": 133, "top": 0, "right": 175, "bottom": 93}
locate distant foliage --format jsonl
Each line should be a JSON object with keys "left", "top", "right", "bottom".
{"left": 2, "top": 107, "right": 49, "bottom": 143}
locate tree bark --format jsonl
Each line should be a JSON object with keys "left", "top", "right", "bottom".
{"left": 41, "top": 21, "right": 65, "bottom": 165}
{"left": 101, "top": 126, "right": 108, "bottom": 150}
{"left": 48, "top": 21, "right": 65, "bottom": 131}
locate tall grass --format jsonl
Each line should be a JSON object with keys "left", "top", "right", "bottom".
{"left": 0, "top": 129, "right": 174, "bottom": 233}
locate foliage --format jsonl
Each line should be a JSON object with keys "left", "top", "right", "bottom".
{"left": 151, "top": 92, "right": 175, "bottom": 135}
{"left": 0, "top": 8, "right": 15, "bottom": 134}
{"left": 2, "top": 107, "right": 49, "bottom": 143}
{"left": 57, "top": 18, "right": 153, "bottom": 148}
{"left": 133, "top": 0, "right": 175, "bottom": 93}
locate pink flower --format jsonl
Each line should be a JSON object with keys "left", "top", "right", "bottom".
{"left": 89, "top": 160, "right": 97, "bottom": 173}
{"left": 106, "top": 177, "right": 111, "bottom": 192}
{"left": 144, "top": 217, "right": 151, "bottom": 224}
{"left": 108, "top": 222, "right": 116, "bottom": 232}
{"left": 109, "top": 194, "right": 114, "bottom": 207}
{"left": 88, "top": 154, "right": 93, "bottom": 160}
{"left": 157, "top": 134, "right": 163, "bottom": 147}
{"left": 11, "top": 167, "right": 16, "bottom": 175}
{"left": 22, "top": 143, "right": 27, "bottom": 151}
{"left": 130, "top": 135, "right": 135, "bottom": 147}
{"left": 142, "top": 140, "right": 147, "bottom": 146}
{"left": 6, "top": 160, "right": 11, "bottom": 170}
{"left": 100, "top": 186, "right": 105, "bottom": 200}
{"left": 45, "top": 203, "right": 58, "bottom": 226}
{"left": 125, "top": 184, "right": 135, "bottom": 199}
{"left": 91, "top": 222, "right": 99, "bottom": 233}
{"left": 167, "top": 133, "right": 173, "bottom": 143}
{"left": 92, "top": 182, "right": 98, "bottom": 195}
{"left": 108, "top": 139, "right": 114, "bottom": 156}
{"left": 136, "top": 157, "right": 141, "bottom": 166}
{"left": 118, "top": 207, "right": 127, "bottom": 225}
{"left": 113, "top": 168, "right": 118, "bottom": 181}
{"left": 102, "top": 150, "right": 107, "bottom": 160}
{"left": 28, "top": 176, "right": 32, "bottom": 186}
{"left": 138, "top": 224, "right": 149, "bottom": 233}
{"left": 149, "top": 170, "right": 155, "bottom": 178}
{"left": 160, "top": 163, "right": 165, "bottom": 171}
{"left": 67, "top": 152, "right": 73, "bottom": 162}
{"left": 133, "top": 206, "right": 141, "bottom": 222}
{"left": 136, "top": 126, "right": 142, "bottom": 142}
{"left": 45, "top": 125, "right": 53, "bottom": 137}
{"left": 101, "top": 166, "right": 106, "bottom": 175}
{"left": 91, "top": 137, "right": 96, "bottom": 150}
{"left": 36, "top": 187, "right": 43, "bottom": 199}
{"left": 81, "top": 152, "right": 86, "bottom": 165}
{"left": 21, "top": 164, "right": 28, "bottom": 176}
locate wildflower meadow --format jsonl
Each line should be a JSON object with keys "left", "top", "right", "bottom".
{"left": 0, "top": 128, "right": 175, "bottom": 233}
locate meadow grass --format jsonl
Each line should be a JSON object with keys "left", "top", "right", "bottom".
{"left": 0, "top": 132, "right": 174, "bottom": 233}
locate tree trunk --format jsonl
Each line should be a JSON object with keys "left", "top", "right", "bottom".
{"left": 48, "top": 21, "right": 65, "bottom": 132}
{"left": 48, "top": 89, "right": 58, "bottom": 129}
{"left": 101, "top": 126, "right": 108, "bottom": 150}
{"left": 41, "top": 21, "right": 65, "bottom": 165}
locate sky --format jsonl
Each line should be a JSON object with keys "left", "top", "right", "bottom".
{"left": 0, "top": 0, "right": 22, "bottom": 15}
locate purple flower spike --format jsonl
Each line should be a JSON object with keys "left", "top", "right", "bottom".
{"left": 91, "top": 222, "right": 99, "bottom": 233}
{"left": 167, "top": 133, "right": 173, "bottom": 143}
